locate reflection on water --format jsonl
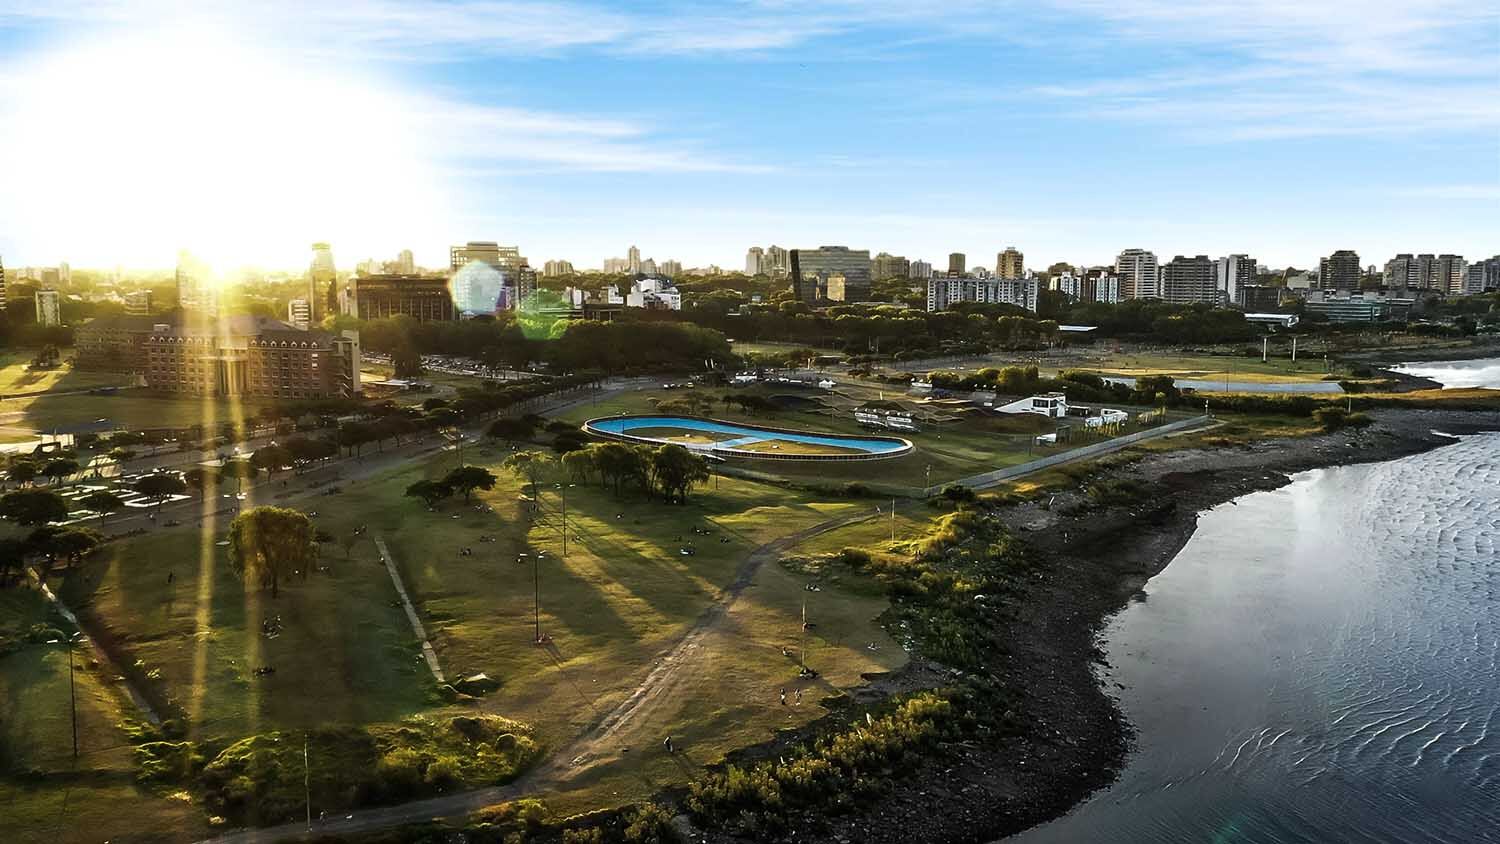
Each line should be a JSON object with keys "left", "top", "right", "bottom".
{"left": 1012, "top": 434, "right": 1500, "bottom": 843}
{"left": 1390, "top": 357, "right": 1500, "bottom": 389}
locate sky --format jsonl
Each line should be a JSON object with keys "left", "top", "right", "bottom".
{"left": 0, "top": 0, "right": 1496, "bottom": 274}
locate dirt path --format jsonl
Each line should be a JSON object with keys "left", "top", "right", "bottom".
{"left": 195, "top": 507, "right": 879, "bottom": 844}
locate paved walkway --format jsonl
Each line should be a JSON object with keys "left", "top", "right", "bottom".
{"left": 371, "top": 536, "right": 445, "bottom": 685}
{"left": 927, "top": 414, "right": 1213, "bottom": 495}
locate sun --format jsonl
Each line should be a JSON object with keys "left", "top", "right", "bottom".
{"left": 0, "top": 24, "right": 457, "bottom": 269}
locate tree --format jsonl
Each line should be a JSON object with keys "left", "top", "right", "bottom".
{"left": 133, "top": 473, "right": 187, "bottom": 514}
{"left": 41, "top": 458, "right": 79, "bottom": 486}
{"left": 78, "top": 490, "right": 125, "bottom": 527}
{"left": 591, "top": 442, "right": 643, "bottom": 497}
{"left": 250, "top": 444, "right": 293, "bottom": 478}
{"left": 183, "top": 467, "right": 221, "bottom": 501}
{"left": 487, "top": 416, "right": 538, "bottom": 447}
{"left": 405, "top": 479, "right": 452, "bottom": 507}
{"left": 0, "top": 488, "right": 70, "bottom": 526}
{"left": 0, "top": 537, "right": 28, "bottom": 587}
{"left": 561, "top": 449, "right": 595, "bottom": 485}
{"left": 503, "top": 451, "right": 555, "bottom": 501}
{"left": 228, "top": 506, "right": 316, "bottom": 599}
{"left": 648, "top": 444, "right": 710, "bottom": 503}
{"left": 392, "top": 340, "right": 423, "bottom": 379}
{"left": 27, "top": 525, "right": 102, "bottom": 568}
{"left": 443, "top": 465, "right": 497, "bottom": 503}
{"left": 6, "top": 459, "right": 37, "bottom": 487}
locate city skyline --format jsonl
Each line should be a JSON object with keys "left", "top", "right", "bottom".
{"left": 0, "top": 1, "right": 1496, "bottom": 270}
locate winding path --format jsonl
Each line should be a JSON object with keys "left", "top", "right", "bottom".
{"left": 195, "top": 507, "right": 879, "bottom": 844}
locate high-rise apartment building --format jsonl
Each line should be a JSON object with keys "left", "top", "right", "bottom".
{"left": 659, "top": 259, "right": 682, "bottom": 278}
{"left": 395, "top": 249, "right": 415, "bottom": 275}
{"left": 627, "top": 245, "right": 641, "bottom": 275}
{"left": 1115, "top": 248, "right": 1160, "bottom": 299}
{"left": 1160, "top": 255, "right": 1217, "bottom": 305}
{"left": 34, "top": 289, "right": 61, "bottom": 326}
{"left": 1384, "top": 253, "right": 1419, "bottom": 289}
{"left": 309, "top": 242, "right": 336, "bottom": 321}
{"left": 1319, "top": 250, "right": 1362, "bottom": 291}
{"left": 793, "top": 246, "right": 873, "bottom": 302}
{"left": 873, "top": 253, "right": 911, "bottom": 281}
{"left": 175, "top": 249, "right": 217, "bottom": 314}
{"left": 926, "top": 276, "right": 1039, "bottom": 313}
{"left": 543, "top": 259, "right": 575, "bottom": 277}
{"left": 745, "top": 246, "right": 765, "bottom": 275}
{"left": 1214, "top": 254, "right": 1257, "bottom": 305}
{"left": 996, "top": 247, "right": 1024, "bottom": 279}
{"left": 1056, "top": 270, "right": 1121, "bottom": 304}
{"left": 909, "top": 260, "right": 933, "bottom": 280}
{"left": 450, "top": 241, "right": 536, "bottom": 314}
{"left": 1464, "top": 256, "right": 1499, "bottom": 294}
{"left": 948, "top": 253, "right": 967, "bottom": 276}
{"left": 0, "top": 253, "right": 7, "bottom": 311}
{"left": 764, "top": 245, "right": 789, "bottom": 276}
{"left": 1436, "top": 254, "right": 1467, "bottom": 295}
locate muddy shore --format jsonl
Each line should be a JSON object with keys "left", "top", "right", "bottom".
{"left": 690, "top": 408, "right": 1497, "bottom": 844}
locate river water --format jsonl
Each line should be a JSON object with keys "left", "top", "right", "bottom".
{"left": 1012, "top": 434, "right": 1500, "bottom": 843}
{"left": 1390, "top": 357, "right": 1500, "bottom": 390}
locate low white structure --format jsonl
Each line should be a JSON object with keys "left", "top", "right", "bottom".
{"left": 996, "top": 392, "right": 1069, "bottom": 418}
{"left": 855, "top": 406, "right": 920, "bottom": 432}
{"left": 1083, "top": 408, "right": 1129, "bottom": 428}
{"left": 608, "top": 277, "right": 682, "bottom": 310}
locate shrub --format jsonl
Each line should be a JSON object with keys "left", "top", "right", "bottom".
{"left": 623, "top": 802, "right": 677, "bottom": 843}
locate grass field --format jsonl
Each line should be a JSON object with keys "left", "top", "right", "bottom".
{"left": 0, "top": 392, "right": 272, "bottom": 444}
{"left": 0, "top": 350, "right": 136, "bottom": 396}
{"left": 1052, "top": 350, "right": 1341, "bottom": 383}
{"left": 3, "top": 439, "right": 902, "bottom": 837}
{"left": 0, "top": 588, "right": 211, "bottom": 844}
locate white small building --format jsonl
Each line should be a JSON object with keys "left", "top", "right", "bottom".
{"left": 996, "top": 392, "right": 1069, "bottom": 418}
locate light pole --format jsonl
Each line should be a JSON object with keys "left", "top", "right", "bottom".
{"left": 49, "top": 632, "right": 82, "bottom": 758}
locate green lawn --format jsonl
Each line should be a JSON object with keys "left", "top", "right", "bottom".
{"left": 0, "top": 392, "right": 272, "bottom": 441}
{"left": 0, "top": 350, "right": 135, "bottom": 396}
{"left": 6, "top": 440, "right": 899, "bottom": 837}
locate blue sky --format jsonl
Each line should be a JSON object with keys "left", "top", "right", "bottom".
{"left": 0, "top": 0, "right": 1496, "bottom": 273}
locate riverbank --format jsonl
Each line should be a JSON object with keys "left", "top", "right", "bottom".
{"left": 689, "top": 407, "right": 1496, "bottom": 844}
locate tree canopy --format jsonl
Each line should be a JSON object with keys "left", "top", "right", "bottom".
{"left": 0, "top": 488, "right": 70, "bottom": 526}
{"left": 228, "top": 506, "right": 316, "bottom": 599}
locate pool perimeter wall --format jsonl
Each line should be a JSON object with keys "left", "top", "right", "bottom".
{"left": 582, "top": 415, "right": 914, "bottom": 462}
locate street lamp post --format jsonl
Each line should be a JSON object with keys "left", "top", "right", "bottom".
{"left": 49, "top": 632, "right": 82, "bottom": 758}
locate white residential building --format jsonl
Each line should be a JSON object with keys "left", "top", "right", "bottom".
{"left": 1214, "top": 254, "right": 1257, "bottom": 306}
{"left": 926, "top": 276, "right": 1040, "bottom": 312}
{"left": 1115, "top": 248, "right": 1160, "bottom": 299}
{"left": 287, "top": 298, "right": 312, "bottom": 330}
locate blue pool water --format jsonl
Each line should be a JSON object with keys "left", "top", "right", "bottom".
{"left": 586, "top": 416, "right": 908, "bottom": 454}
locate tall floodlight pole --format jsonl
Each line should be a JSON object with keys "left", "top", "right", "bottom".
{"left": 68, "top": 634, "right": 78, "bottom": 759}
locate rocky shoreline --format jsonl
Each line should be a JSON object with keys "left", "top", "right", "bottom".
{"left": 691, "top": 408, "right": 1496, "bottom": 844}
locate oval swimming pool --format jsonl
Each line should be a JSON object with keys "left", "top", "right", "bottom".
{"left": 582, "top": 415, "right": 913, "bottom": 461}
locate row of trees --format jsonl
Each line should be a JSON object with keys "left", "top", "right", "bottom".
{"left": 331, "top": 312, "right": 735, "bottom": 375}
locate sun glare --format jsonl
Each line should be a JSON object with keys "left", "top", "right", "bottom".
{"left": 0, "top": 25, "right": 456, "bottom": 268}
